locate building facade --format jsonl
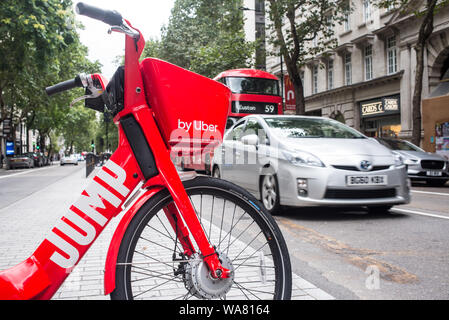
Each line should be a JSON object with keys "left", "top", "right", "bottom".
{"left": 265, "top": 0, "right": 449, "bottom": 142}
{"left": 242, "top": 0, "right": 267, "bottom": 70}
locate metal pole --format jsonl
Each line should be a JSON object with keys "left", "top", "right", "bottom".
{"left": 280, "top": 53, "right": 285, "bottom": 110}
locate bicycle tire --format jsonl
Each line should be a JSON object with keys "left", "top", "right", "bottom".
{"left": 110, "top": 176, "right": 292, "bottom": 300}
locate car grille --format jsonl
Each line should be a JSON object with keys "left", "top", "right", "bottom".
{"left": 324, "top": 188, "right": 396, "bottom": 199}
{"left": 420, "top": 160, "right": 445, "bottom": 169}
{"left": 332, "top": 165, "right": 390, "bottom": 171}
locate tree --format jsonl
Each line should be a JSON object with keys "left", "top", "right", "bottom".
{"left": 159, "top": 0, "right": 255, "bottom": 78}
{"left": 0, "top": 0, "right": 77, "bottom": 128}
{"left": 0, "top": 0, "right": 101, "bottom": 157}
{"left": 266, "top": 0, "right": 349, "bottom": 114}
{"left": 94, "top": 111, "right": 118, "bottom": 154}
{"left": 57, "top": 105, "right": 96, "bottom": 154}
{"left": 375, "top": 0, "right": 449, "bottom": 146}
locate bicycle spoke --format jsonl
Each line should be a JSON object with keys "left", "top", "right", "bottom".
{"left": 232, "top": 281, "right": 274, "bottom": 298}
{"left": 116, "top": 182, "right": 290, "bottom": 300}
{"left": 132, "top": 274, "right": 180, "bottom": 299}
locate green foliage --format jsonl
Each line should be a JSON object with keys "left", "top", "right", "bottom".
{"left": 94, "top": 112, "right": 118, "bottom": 154}
{"left": 57, "top": 105, "right": 96, "bottom": 154}
{"left": 374, "top": 0, "right": 449, "bottom": 17}
{"left": 0, "top": 0, "right": 101, "bottom": 155}
{"left": 267, "top": 0, "right": 349, "bottom": 67}
{"left": 157, "top": 0, "right": 255, "bottom": 78}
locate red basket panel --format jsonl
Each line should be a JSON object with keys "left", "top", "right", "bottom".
{"left": 140, "top": 58, "right": 231, "bottom": 149}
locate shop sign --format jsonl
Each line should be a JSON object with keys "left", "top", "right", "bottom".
{"left": 6, "top": 141, "right": 14, "bottom": 156}
{"left": 360, "top": 95, "right": 400, "bottom": 118}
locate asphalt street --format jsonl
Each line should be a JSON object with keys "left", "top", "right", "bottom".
{"left": 275, "top": 181, "right": 449, "bottom": 300}
{"left": 0, "top": 164, "right": 448, "bottom": 300}
{"left": 0, "top": 164, "right": 81, "bottom": 208}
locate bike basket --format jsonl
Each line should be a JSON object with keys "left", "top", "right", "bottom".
{"left": 140, "top": 58, "right": 231, "bottom": 150}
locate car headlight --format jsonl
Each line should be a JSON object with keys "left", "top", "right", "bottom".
{"left": 282, "top": 150, "right": 324, "bottom": 167}
{"left": 394, "top": 154, "right": 404, "bottom": 167}
{"left": 404, "top": 158, "right": 419, "bottom": 165}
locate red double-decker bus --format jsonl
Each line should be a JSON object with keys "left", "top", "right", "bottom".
{"left": 216, "top": 68, "right": 284, "bottom": 129}
{"left": 173, "top": 68, "right": 283, "bottom": 173}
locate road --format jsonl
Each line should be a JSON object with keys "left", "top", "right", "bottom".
{"left": 275, "top": 181, "right": 449, "bottom": 300}
{"left": 0, "top": 164, "right": 82, "bottom": 209}
{"left": 1, "top": 164, "right": 448, "bottom": 300}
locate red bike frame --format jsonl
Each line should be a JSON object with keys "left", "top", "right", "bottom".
{"left": 0, "top": 19, "right": 229, "bottom": 300}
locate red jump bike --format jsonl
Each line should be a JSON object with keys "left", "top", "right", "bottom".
{"left": 0, "top": 3, "right": 291, "bottom": 300}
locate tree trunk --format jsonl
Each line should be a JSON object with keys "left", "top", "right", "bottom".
{"left": 411, "top": 0, "right": 437, "bottom": 146}
{"left": 293, "top": 76, "right": 306, "bottom": 115}
{"left": 46, "top": 133, "right": 53, "bottom": 162}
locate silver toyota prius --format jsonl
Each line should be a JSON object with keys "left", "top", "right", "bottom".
{"left": 211, "top": 115, "right": 411, "bottom": 214}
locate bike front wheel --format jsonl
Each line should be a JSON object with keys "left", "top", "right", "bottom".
{"left": 111, "top": 176, "right": 292, "bottom": 300}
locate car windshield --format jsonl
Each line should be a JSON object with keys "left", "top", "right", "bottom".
{"left": 226, "top": 77, "right": 280, "bottom": 96}
{"left": 263, "top": 117, "right": 366, "bottom": 139}
{"left": 378, "top": 139, "right": 423, "bottom": 152}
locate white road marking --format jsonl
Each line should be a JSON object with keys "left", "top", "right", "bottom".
{"left": 392, "top": 207, "right": 449, "bottom": 221}
{"left": 0, "top": 165, "right": 55, "bottom": 180}
{"left": 411, "top": 190, "right": 449, "bottom": 197}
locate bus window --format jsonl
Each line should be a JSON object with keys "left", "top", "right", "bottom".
{"left": 226, "top": 77, "right": 280, "bottom": 96}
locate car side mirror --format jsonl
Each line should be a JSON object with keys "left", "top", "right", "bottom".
{"left": 241, "top": 134, "right": 259, "bottom": 146}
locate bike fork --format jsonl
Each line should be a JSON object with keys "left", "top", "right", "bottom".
{"left": 135, "top": 107, "right": 230, "bottom": 280}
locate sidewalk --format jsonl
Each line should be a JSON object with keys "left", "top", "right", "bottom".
{"left": 0, "top": 166, "right": 334, "bottom": 300}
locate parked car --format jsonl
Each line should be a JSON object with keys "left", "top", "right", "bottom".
{"left": 8, "top": 154, "right": 34, "bottom": 169}
{"left": 211, "top": 115, "right": 411, "bottom": 214}
{"left": 25, "top": 152, "right": 44, "bottom": 167}
{"left": 60, "top": 154, "right": 78, "bottom": 166}
{"left": 377, "top": 138, "right": 449, "bottom": 187}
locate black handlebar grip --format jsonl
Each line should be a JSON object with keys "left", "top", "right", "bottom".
{"left": 45, "top": 76, "right": 83, "bottom": 96}
{"left": 76, "top": 2, "right": 123, "bottom": 26}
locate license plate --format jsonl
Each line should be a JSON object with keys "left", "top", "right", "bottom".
{"left": 346, "top": 175, "right": 388, "bottom": 186}
{"left": 426, "top": 170, "right": 442, "bottom": 176}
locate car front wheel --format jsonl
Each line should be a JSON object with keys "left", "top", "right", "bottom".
{"left": 260, "top": 174, "right": 281, "bottom": 215}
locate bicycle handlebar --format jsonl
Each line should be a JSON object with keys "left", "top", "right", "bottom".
{"left": 45, "top": 75, "right": 83, "bottom": 96}
{"left": 76, "top": 2, "right": 123, "bottom": 26}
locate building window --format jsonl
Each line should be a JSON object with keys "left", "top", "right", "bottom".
{"left": 363, "top": 0, "right": 372, "bottom": 22}
{"left": 344, "top": 53, "right": 352, "bottom": 85}
{"left": 326, "top": 15, "right": 333, "bottom": 34}
{"left": 255, "top": 0, "right": 265, "bottom": 13}
{"left": 387, "top": 36, "right": 397, "bottom": 74}
{"left": 300, "top": 70, "right": 304, "bottom": 85}
{"left": 344, "top": 1, "right": 351, "bottom": 31}
{"left": 327, "top": 60, "right": 334, "bottom": 90}
{"left": 364, "top": 44, "right": 373, "bottom": 81}
{"left": 312, "top": 65, "right": 318, "bottom": 94}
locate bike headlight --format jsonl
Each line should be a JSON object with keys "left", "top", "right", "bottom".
{"left": 282, "top": 150, "right": 324, "bottom": 167}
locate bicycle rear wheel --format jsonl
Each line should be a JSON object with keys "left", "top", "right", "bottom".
{"left": 110, "top": 176, "right": 291, "bottom": 300}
